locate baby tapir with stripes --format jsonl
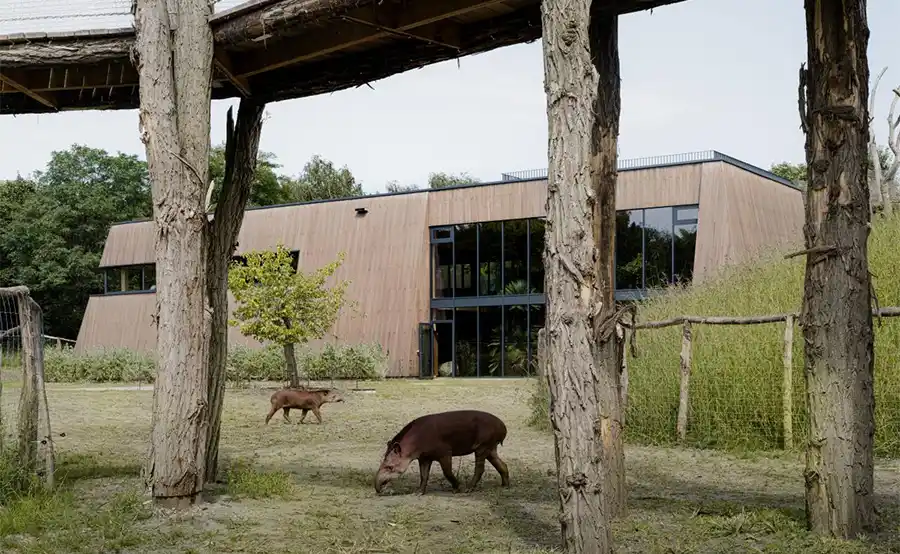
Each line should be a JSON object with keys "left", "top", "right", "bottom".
{"left": 373, "top": 409, "right": 510, "bottom": 495}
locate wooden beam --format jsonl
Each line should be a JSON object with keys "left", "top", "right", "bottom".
{"left": 341, "top": 16, "right": 462, "bottom": 50}
{"left": 0, "top": 69, "right": 57, "bottom": 109}
{"left": 213, "top": 48, "right": 252, "bottom": 97}
{"left": 233, "top": 0, "right": 507, "bottom": 77}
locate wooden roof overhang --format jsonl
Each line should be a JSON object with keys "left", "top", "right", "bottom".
{"left": 0, "top": 0, "right": 685, "bottom": 115}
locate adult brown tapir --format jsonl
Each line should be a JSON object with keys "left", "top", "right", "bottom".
{"left": 373, "top": 409, "right": 510, "bottom": 495}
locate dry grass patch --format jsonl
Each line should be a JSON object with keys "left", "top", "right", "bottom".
{"left": 0, "top": 378, "right": 896, "bottom": 553}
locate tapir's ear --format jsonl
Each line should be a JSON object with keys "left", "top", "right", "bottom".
{"left": 389, "top": 442, "right": 401, "bottom": 455}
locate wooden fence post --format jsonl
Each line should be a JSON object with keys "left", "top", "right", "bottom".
{"left": 782, "top": 314, "right": 794, "bottom": 450}
{"left": 16, "top": 292, "right": 39, "bottom": 472}
{"left": 676, "top": 321, "right": 693, "bottom": 443}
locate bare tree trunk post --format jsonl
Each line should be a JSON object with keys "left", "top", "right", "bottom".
{"left": 541, "top": 2, "right": 624, "bottom": 551}
{"left": 676, "top": 321, "right": 692, "bottom": 443}
{"left": 205, "top": 98, "right": 266, "bottom": 483}
{"left": 284, "top": 343, "right": 300, "bottom": 388}
{"left": 16, "top": 292, "right": 38, "bottom": 472}
{"left": 782, "top": 315, "right": 794, "bottom": 451}
{"left": 799, "top": 0, "right": 876, "bottom": 537}
{"left": 134, "top": 0, "right": 214, "bottom": 508}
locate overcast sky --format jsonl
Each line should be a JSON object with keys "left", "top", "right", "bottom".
{"left": 0, "top": 0, "right": 897, "bottom": 193}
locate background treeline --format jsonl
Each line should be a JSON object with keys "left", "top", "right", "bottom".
{"left": 0, "top": 143, "right": 480, "bottom": 340}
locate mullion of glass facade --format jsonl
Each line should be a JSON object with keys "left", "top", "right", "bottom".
{"left": 429, "top": 217, "right": 545, "bottom": 378}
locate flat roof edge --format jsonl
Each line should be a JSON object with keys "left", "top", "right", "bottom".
{"left": 107, "top": 149, "right": 799, "bottom": 228}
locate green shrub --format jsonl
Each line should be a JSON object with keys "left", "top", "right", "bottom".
{"left": 43, "top": 342, "right": 388, "bottom": 384}
{"left": 44, "top": 347, "right": 155, "bottom": 383}
{"left": 529, "top": 215, "right": 900, "bottom": 458}
{"left": 226, "top": 344, "right": 285, "bottom": 383}
{"left": 299, "top": 342, "right": 389, "bottom": 381}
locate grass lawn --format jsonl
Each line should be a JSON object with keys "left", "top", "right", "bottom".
{"left": 0, "top": 377, "right": 898, "bottom": 553}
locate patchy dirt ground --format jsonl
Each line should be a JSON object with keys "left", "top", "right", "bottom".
{"left": 1, "top": 378, "right": 898, "bottom": 553}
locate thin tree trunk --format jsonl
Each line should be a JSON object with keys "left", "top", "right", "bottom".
{"left": 799, "top": 0, "right": 875, "bottom": 538}
{"left": 540, "top": 1, "right": 623, "bottom": 551}
{"left": 284, "top": 343, "right": 300, "bottom": 388}
{"left": 16, "top": 293, "right": 38, "bottom": 472}
{"left": 135, "top": 0, "right": 214, "bottom": 509}
{"left": 205, "top": 99, "right": 266, "bottom": 483}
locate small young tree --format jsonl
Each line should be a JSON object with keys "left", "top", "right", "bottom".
{"left": 227, "top": 244, "right": 350, "bottom": 387}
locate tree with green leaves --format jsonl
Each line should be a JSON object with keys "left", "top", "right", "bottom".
{"left": 428, "top": 171, "right": 480, "bottom": 189}
{"left": 227, "top": 244, "right": 350, "bottom": 387}
{"left": 287, "top": 155, "right": 364, "bottom": 202}
{"left": 0, "top": 145, "right": 152, "bottom": 339}
{"left": 384, "top": 180, "right": 420, "bottom": 193}
{"left": 208, "top": 144, "right": 294, "bottom": 208}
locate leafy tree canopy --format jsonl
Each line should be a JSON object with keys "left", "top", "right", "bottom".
{"left": 227, "top": 244, "right": 350, "bottom": 347}
{"left": 428, "top": 171, "right": 480, "bottom": 189}
{"left": 287, "top": 155, "right": 364, "bottom": 202}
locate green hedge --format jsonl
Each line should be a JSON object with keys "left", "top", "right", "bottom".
{"left": 44, "top": 342, "right": 389, "bottom": 384}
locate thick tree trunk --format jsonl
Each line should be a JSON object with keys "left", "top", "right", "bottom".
{"left": 205, "top": 99, "right": 266, "bottom": 483}
{"left": 135, "top": 0, "right": 214, "bottom": 509}
{"left": 799, "top": 0, "right": 875, "bottom": 538}
{"left": 540, "top": 1, "right": 623, "bottom": 552}
{"left": 284, "top": 343, "right": 300, "bottom": 388}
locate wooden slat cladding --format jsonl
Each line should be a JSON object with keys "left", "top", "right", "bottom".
{"left": 693, "top": 161, "right": 804, "bottom": 284}
{"left": 83, "top": 159, "right": 802, "bottom": 376}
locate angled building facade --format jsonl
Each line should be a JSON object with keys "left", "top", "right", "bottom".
{"left": 76, "top": 150, "right": 804, "bottom": 378}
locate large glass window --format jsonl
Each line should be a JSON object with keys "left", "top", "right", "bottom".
{"left": 529, "top": 218, "right": 545, "bottom": 293}
{"left": 454, "top": 224, "right": 478, "bottom": 297}
{"left": 503, "top": 220, "right": 529, "bottom": 294}
{"left": 428, "top": 217, "right": 546, "bottom": 378}
{"left": 479, "top": 306, "right": 503, "bottom": 376}
{"left": 615, "top": 210, "right": 644, "bottom": 290}
{"left": 614, "top": 204, "right": 699, "bottom": 292}
{"left": 478, "top": 222, "right": 502, "bottom": 296}
{"left": 103, "top": 264, "right": 157, "bottom": 294}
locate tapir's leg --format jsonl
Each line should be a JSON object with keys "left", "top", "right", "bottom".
{"left": 437, "top": 455, "right": 460, "bottom": 492}
{"left": 299, "top": 409, "right": 309, "bottom": 424}
{"left": 486, "top": 448, "right": 510, "bottom": 487}
{"left": 282, "top": 407, "right": 292, "bottom": 424}
{"left": 468, "top": 452, "right": 487, "bottom": 491}
{"left": 312, "top": 406, "right": 323, "bottom": 424}
{"left": 417, "top": 458, "right": 433, "bottom": 495}
{"left": 264, "top": 405, "right": 278, "bottom": 424}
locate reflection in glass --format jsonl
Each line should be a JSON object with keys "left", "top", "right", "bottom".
{"left": 479, "top": 306, "right": 502, "bottom": 376}
{"left": 453, "top": 224, "right": 477, "bottom": 297}
{"left": 529, "top": 218, "right": 545, "bottom": 293}
{"left": 675, "top": 206, "right": 699, "bottom": 222}
{"left": 673, "top": 223, "right": 698, "bottom": 285}
{"left": 105, "top": 269, "right": 122, "bottom": 293}
{"left": 615, "top": 210, "right": 644, "bottom": 290}
{"left": 503, "top": 219, "right": 529, "bottom": 295}
{"left": 432, "top": 242, "right": 453, "bottom": 298}
{"left": 502, "top": 304, "right": 531, "bottom": 376}
{"left": 144, "top": 265, "right": 156, "bottom": 290}
{"left": 125, "top": 267, "right": 142, "bottom": 291}
{"left": 454, "top": 307, "right": 478, "bottom": 377}
{"left": 528, "top": 303, "right": 546, "bottom": 376}
{"left": 643, "top": 207, "right": 674, "bottom": 288}
{"left": 479, "top": 222, "right": 502, "bottom": 296}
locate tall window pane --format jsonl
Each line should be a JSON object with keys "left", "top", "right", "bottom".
{"left": 643, "top": 207, "right": 673, "bottom": 288}
{"left": 529, "top": 218, "right": 545, "bottom": 293}
{"left": 673, "top": 222, "right": 698, "bottom": 285}
{"left": 432, "top": 242, "right": 453, "bottom": 298}
{"left": 528, "top": 303, "right": 546, "bottom": 376}
{"left": 503, "top": 304, "right": 530, "bottom": 376}
{"left": 615, "top": 210, "right": 644, "bottom": 290}
{"left": 453, "top": 224, "right": 477, "bottom": 297}
{"left": 479, "top": 306, "right": 502, "bottom": 376}
{"left": 503, "top": 219, "right": 529, "bottom": 294}
{"left": 454, "top": 307, "right": 478, "bottom": 377}
{"left": 478, "top": 222, "right": 502, "bottom": 296}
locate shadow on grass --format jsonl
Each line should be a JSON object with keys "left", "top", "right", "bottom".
{"left": 55, "top": 453, "right": 142, "bottom": 482}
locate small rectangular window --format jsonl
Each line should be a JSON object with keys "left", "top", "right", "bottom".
{"left": 431, "top": 227, "right": 453, "bottom": 242}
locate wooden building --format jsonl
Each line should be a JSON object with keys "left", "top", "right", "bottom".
{"left": 75, "top": 150, "right": 804, "bottom": 378}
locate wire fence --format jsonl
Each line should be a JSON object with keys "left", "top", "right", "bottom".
{"left": 0, "top": 0, "right": 252, "bottom": 35}
{"left": 0, "top": 286, "right": 56, "bottom": 489}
